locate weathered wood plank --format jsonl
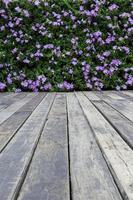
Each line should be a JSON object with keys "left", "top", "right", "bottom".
{"left": 0, "top": 93, "right": 18, "bottom": 110}
{"left": 0, "top": 93, "right": 32, "bottom": 111}
{"left": 83, "top": 91, "right": 101, "bottom": 101}
{"left": 103, "top": 91, "right": 125, "bottom": 100}
{"left": 0, "top": 93, "right": 18, "bottom": 103}
{"left": 122, "top": 91, "right": 133, "bottom": 98}
{"left": 0, "top": 92, "right": 17, "bottom": 99}
{"left": 102, "top": 91, "right": 133, "bottom": 102}
{"left": 18, "top": 93, "right": 46, "bottom": 112}
{"left": 76, "top": 92, "right": 133, "bottom": 200}
{"left": 0, "top": 93, "right": 36, "bottom": 125}
{"left": 0, "top": 93, "right": 55, "bottom": 200}
{"left": 92, "top": 101, "right": 133, "bottom": 149}
{"left": 18, "top": 94, "right": 70, "bottom": 200}
{"left": 0, "top": 112, "right": 30, "bottom": 151}
{"left": 0, "top": 104, "right": 7, "bottom": 112}
{"left": 67, "top": 93, "right": 122, "bottom": 200}
{"left": 0, "top": 93, "right": 10, "bottom": 97}
{"left": 96, "top": 92, "right": 133, "bottom": 122}
{"left": 0, "top": 93, "right": 46, "bottom": 152}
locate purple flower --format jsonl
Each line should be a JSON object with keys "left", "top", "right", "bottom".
{"left": 110, "top": 59, "right": 121, "bottom": 67}
{"left": 15, "top": 88, "right": 22, "bottom": 93}
{"left": 68, "top": 69, "right": 73, "bottom": 74}
{"left": 96, "top": 66, "right": 104, "bottom": 71}
{"left": 109, "top": 4, "right": 119, "bottom": 11}
{"left": 7, "top": 76, "right": 12, "bottom": 84}
{"left": 93, "top": 31, "right": 102, "bottom": 38}
{"left": 23, "top": 58, "right": 30, "bottom": 64}
{"left": 116, "top": 86, "right": 121, "bottom": 90}
{"left": 11, "top": 48, "right": 17, "bottom": 54}
{"left": 34, "top": 0, "right": 40, "bottom": 6}
{"left": 23, "top": 10, "right": 30, "bottom": 17}
{"left": 71, "top": 58, "right": 78, "bottom": 66}
{"left": 43, "top": 44, "right": 54, "bottom": 49}
{"left": 2, "top": 0, "right": 12, "bottom": 6}
{"left": 122, "top": 47, "right": 130, "bottom": 54}
{"left": 15, "top": 6, "right": 22, "bottom": 13}
{"left": 8, "top": 22, "right": 14, "bottom": 28}
{"left": 0, "top": 82, "right": 6, "bottom": 91}
{"left": 128, "top": 17, "right": 133, "bottom": 25}
{"left": 21, "top": 80, "right": 28, "bottom": 88}
{"left": 0, "top": 64, "right": 4, "bottom": 68}
{"left": 43, "top": 83, "right": 52, "bottom": 91}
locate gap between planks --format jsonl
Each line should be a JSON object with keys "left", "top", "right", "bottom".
{"left": 76, "top": 92, "right": 133, "bottom": 200}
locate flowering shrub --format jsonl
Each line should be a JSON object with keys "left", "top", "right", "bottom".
{"left": 0, "top": 0, "right": 133, "bottom": 92}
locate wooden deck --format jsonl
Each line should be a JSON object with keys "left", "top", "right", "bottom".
{"left": 0, "top": 91, "right": 133, "bottom": 200}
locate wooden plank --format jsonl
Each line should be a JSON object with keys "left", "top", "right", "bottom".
{"left": 103, "top": 91, "right": 133, "bottom": 102}
{"left": 122, "top": 91, "right": 133, "bottom": 98}
{"left": 0, "top": 92, "right": 17, "bottom": 99}
{"left": 0, "top": 93, "right": 30, "bottom": 112}
{"left": 0, "top": 93, "right": 30, "bottom": 110}
{"left": 92, "top": 101, "right": 133, "bottom": 149}
{"left": 18, "top": 93, "right": 46, "bottom": 112}
{"left": 0, "top": 93, "right": 10, "bottom": 97}
{"left": 0, "top": 104, "right": 7, "bottom": 112}
{"left": 96, "top": 92, "right": 133, "bottom": 122}
{"left": 83, "top": 91, "right": 101, "bottom": 101}
{"left": 0, "top": 93, "right": 46, "bottom": 152}
{"left": 0, "top": 93, "right": 37, "bottom": 113}
{"left": 0, "top": 93, "right": 36, "bottom": 125}
{"left": 67, "top": 93, "right": 122, "bottom": 200}
{"left": 0, "top": 94, "right": 17, "bottom": 109}
{"left": 0, "top": 93, "right": 55, "bottom": 200}
{"left": 0, "top": 93, "right": 18, "bottom": 103}
{"left": 76, "top": 92, "right": 133, "bottom": 200}
{"left": 103, "top": 91, "right": 125, "bottom": 100}
{"left": 0, "top": 93, "right": 22, "bottom": 112}
{"left": 18, "top": 94, "right": 70, "bottom": 200}
{"left": 0, "top": 112, "right": 30, "bottom": 151}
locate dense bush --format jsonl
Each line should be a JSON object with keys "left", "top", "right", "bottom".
{"left": 0, "top": 0, "right": 133, "bottom": 92}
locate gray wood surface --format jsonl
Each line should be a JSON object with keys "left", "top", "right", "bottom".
{"left": 77, "top": 92, "right": 133, "bottom": 200}
{"left": 0, "top": 93, "right": 11, "bottom": 98}
{"left": 0, "top": 93, "right": 46, "bottom": 152}
{"left": 122, "top": 91, "right": 133, "bottom": 98}
{"left": 0, "top": 93, "right": 36, "bottom": 125}
{"left": 0, "top": 93, "right": 55, "bottom": 200}
{"left": 18, "top": 94, "right": 70, "bottom": 200}
{"left": 0, "top": 93, "right": 18, "bottom": 101}
{"left": 0, "top": 93, "right": 26, "bottom": 105}
{"left": 67, "top": 93, "right": 122, "bottom": 200}
{"left": 0, "top": 93, "right": 19, "bottom": 111}
{"left": 0, "top": 104, "right": 7, "bottom": 112}
{"left": 103, "top": 91, "right": 125, "bottom": 100}
{"left": 0, "top": 91, "right": 132, "bottom": 200}
{"left": 18, "top": 93, "right": 46, "bottom": 112}
{"left": 92, "top": 101, "right": 133, "bottom": 149}
{"left": 83, "top": 91, "right": 101, "bottom": 101}
{"left": 96, "top": 92, "right": 133, "bottom": 122}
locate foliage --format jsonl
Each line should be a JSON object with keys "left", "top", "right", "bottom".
{"left": 0, "top": 0, "right": 133, "bottom": 92}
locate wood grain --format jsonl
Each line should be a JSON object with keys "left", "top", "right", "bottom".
{"left": 77, "top": 92, "right": 133, "bottom": 200}
{"left": 122, "top": 91, "right": 133, "bottom": 98}
{"left": 0, "top": 93, "right": 36, "bottom": 125}
{"left": 18, "top": 93, "right": 70, "bottom": 200}
{"left": 92, "top": 101, "right": 133, "bottom": 149}
{"left": 0, "top": 93, "right": 46, "bottom": 152}
{"left": 0, "top": 93, "right": 55, "bottom": 200}
{"left": 95, "top": 92, "right": 133, "bottom": 122}
{"left": 67, "top": 93, "right": 121, "bottom": 200}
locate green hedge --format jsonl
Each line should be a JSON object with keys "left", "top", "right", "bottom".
{"left": 0, "top": 0, "right": 133, "bottom": 92}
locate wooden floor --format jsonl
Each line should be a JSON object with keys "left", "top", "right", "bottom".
{"left": 0, "top": 91, "right": 133, "bottom": 200}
